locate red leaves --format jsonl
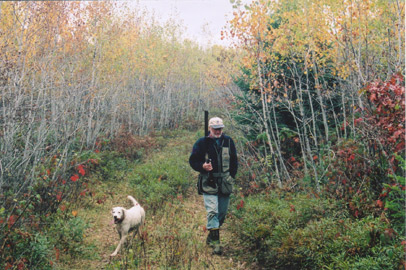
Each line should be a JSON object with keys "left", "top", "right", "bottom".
{"left": 337, "top": 147, "right": 356, "bottom": 162}
{"left": 292, "top": 162, "right": 301, "bottom": 168}
{"left": 365, "top": 73, "right": 405, "bottom": 154}
{"left": 88, "top": 158, "right": 99, "bottom": 165}
{"left": 237, "top": 200, "right": 245, "bottom": 210}
{"left": 70, "top": 164, "right": 86, "bottom": 182}
{"left": 54, "top": 248, "right": 60, "bottom": 261}
{"left": 7, "top": 215, "right": 17, "bottom": 229}
{"left": 78, "top": 164, "right": 85, "bottom": 176}
{"left": 391, "top": 130, "right": 404, "bottom": 140}
{"left": 353, "top": 117, "right": 363, "bottom": 126}
{"left": 288, "top": 156, "right": 301, "bottom": 168}
{"left": 376, "top": 200, "right": 384, "bottom": 208}
{"left": 70, "top": 174, "right": 79, "bottom": 182}
{"left": 369, "top": 93, "right": 377, "bottom": 102}
{"left": 56, "top": 191, "right": 62, "bottom": 202}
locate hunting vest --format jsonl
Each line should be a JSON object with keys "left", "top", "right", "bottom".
{"left": 199, "top": 138, "right": 234, "bottom": 195}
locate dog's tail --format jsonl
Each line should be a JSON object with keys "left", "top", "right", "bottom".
{"left": 127, "top": 195, "right": 139, "bottom": 206}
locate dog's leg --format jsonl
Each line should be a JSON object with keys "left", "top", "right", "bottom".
{"left": 110, "top": 232, "right": 128, "bottom": 257}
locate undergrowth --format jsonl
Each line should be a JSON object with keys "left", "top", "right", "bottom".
{"left": 229, "top": 190, "right": 405, "bottom": 269}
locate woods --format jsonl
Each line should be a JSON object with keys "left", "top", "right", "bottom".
{"left": 224, "top": 0, "right": 405, "bottom": 268}
{"left": 227, "top": 0, "right": 404, "bottom": 186}
{"left": 0, "top": 0, "right": 230, "bottom": 227}
{"left": 0, "top": 0, "right": 405, "bottom": 269}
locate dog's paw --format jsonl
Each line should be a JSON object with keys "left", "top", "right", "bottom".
{"left": 110, "top": 252, "right": 117, "bottom": 257}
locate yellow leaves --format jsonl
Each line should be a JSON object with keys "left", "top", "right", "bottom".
{"left": 227, "top": 0, "right": 401, "bottom": 90}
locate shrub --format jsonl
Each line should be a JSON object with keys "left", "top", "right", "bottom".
{"left": 229, "top": 191, "right": 404, "bottom": 269}
{"left": 2, "top": 230, "right": 53, "bottom": 270}
{"left": 48, "top": 215, "right": 96, "bottom": 260}
{"left": 98, "top": 151, "right": 130, "bottom": 180}
{"left": 128, "top": 143, "right": 193, "bottom": 212}
{"left": 382, "top": 154, "right": 406, "bottom": 236}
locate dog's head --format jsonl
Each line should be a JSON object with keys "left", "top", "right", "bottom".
{"left": 111, "top": 207, "right": 125, "bottom": 224}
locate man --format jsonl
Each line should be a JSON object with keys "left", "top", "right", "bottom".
{"left": 189, "top": 117, "right": 238, "bottom": 255}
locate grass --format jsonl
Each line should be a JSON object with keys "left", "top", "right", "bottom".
{"left": 55, "top": 130, "right": 248, "bottom": 269}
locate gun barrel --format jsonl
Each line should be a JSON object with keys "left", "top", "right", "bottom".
{"left": 204, "top": 111, "right": 209, "bottom": 137}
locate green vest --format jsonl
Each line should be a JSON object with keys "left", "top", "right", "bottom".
{"left": 199, "top": 139, "right": 234, "bottom": 195}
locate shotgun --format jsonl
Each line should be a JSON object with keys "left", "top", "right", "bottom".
{"left": 204, "top": 110, "right": 209, "bottom": 137}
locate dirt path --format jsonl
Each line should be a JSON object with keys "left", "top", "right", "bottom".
{"left": 59, "top": 185, "right": 247, "bottom": 270}
{"left": 57, "top": 135, "right": 249, "bottom": 269}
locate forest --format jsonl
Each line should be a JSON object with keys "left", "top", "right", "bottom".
{"left": 0, "top": 1, "right": 404, "bottom": 269}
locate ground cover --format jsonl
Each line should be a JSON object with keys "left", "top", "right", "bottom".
{"left": 57, "top": 130, "right": 248, "bottom": 269}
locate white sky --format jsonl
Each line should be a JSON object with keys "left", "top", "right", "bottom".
{"left": 132, "top": 0, "right": 251, "bottom": 47}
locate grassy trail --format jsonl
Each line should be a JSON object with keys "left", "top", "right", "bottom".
{"left": 58, "top": 132, "right": 247, "bottom": 270}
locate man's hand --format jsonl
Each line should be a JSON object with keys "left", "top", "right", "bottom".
{"left": 202, "top": 161, "right": 213, "bottom": 172}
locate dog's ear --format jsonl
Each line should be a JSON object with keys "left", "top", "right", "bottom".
{"left": 121, "top": 208, "right": 125, "bottom": 220}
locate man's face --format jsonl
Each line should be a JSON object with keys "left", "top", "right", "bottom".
{"left": 210, "top": 127, "right": 223, "bottom": 138}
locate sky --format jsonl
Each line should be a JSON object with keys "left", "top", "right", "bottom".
{"left": 132, "top": 0, "right": 250, "bottom": 47}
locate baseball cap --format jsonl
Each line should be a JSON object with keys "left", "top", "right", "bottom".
{"left": 209, "top": 117, "right": 225, "bottom": 129}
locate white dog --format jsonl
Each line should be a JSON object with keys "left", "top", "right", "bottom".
{"left": 110, "top": 195, "right": 145, "bottom": 257}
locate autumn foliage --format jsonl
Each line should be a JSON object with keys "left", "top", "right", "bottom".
{"left": 225, "top": 0, "right": 405, "bottom": 268}
{"left": 0, "top": 2, "right": 237, "bottom": 268}
{"left": 364, "top": 73, "right": 405, "bottom": 155}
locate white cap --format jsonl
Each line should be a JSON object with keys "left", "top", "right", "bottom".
{"left": 209, "top": 117, "right": 224, "bottom": 129}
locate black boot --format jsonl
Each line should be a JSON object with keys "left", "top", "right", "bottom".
{"left": 206, "top": 228, "right": 218, "bottom": 246}
{"left": 207, "top": 228, "right": 222, "bottom": 255}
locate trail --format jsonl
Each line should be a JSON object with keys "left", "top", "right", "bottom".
{"left": 57, "top": 135, "right": 249, "bottom": 270}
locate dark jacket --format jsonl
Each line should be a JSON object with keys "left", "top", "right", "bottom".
{"left": 189, "top": 133, "right": 238, "bottom": 179}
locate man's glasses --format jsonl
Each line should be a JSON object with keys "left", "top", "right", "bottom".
{"left": 213, "top": 128, "right": 223, "bottom": 131}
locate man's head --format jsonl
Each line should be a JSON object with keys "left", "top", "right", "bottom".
{"left": 209, "top": 117, "right": 224, "bottom": 138}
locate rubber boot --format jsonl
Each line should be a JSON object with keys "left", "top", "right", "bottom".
{"left": 206, "top": 228, "right": 218, "bottom": 246}
{"left": 210, "top": 229, "right": 222, "bottom": 255}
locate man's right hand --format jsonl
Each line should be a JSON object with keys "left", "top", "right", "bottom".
{"left": 202, "top": 161, "right": 213, "bottom": 172}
